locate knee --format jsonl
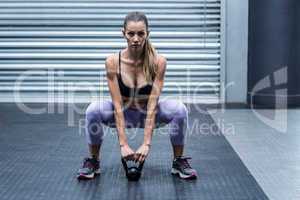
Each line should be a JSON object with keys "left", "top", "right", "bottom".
{"left": 85, "top": 100, "right": 112, "bottom": 122}
{"left": 85, "top": 102, "right": 99, "bottom": 121}
{"left": 175, "top": 102, "right": 188, "bottom": 120}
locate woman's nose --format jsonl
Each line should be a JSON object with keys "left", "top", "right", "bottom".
{"left": 133, "top": 35, "right": 139, "bottom": 42}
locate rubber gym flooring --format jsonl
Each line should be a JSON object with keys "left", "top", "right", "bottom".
{"left": 0, "top": 103, "right": 269, "bottom": 200}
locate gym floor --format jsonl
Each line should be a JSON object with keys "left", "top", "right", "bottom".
{"left": 0, "top": 103, "right": 298, "bottom": 200}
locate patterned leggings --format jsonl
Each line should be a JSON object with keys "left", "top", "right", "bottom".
{"left": 85, "top": 99, "right": 188, "bottom": 146}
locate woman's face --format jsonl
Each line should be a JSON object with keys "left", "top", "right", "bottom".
{"left": 122, "top": 21, "right": 149, "bottom": 51}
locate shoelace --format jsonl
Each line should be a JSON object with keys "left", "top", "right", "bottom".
{"left": 83, "top": 158, "right": 97, "bottom": 169}
{"left": 177, "top": 157, "right": 192, "bottom": 169}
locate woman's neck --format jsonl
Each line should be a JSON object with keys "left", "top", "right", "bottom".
{"left": 124, "top": 48, "right": 144, "bottom": 63}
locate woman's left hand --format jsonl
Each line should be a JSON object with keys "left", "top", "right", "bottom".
{"left": 134, "top": 143, "right": 151, "bottom": 163}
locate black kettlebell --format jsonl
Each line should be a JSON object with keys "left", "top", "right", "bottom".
{"left": 121, "top": 158, "right": 145, "bottom": 181}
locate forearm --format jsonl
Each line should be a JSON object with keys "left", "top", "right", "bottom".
{"left": 114, "top": 107, "right": 128, "bottom": 146}
{"left": 143, "top": 100, "right": 158, "bottom": 145}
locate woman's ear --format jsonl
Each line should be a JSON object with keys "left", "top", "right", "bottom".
{"left": 121, "top": 28, "right": 125, "bottom": 37}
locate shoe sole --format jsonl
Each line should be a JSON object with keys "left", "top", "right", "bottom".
{"left": 171, "top": 168, "right": 197, "bottom": 180}
{"left": 77, "top": 169, "right": 101, "bottom": 180}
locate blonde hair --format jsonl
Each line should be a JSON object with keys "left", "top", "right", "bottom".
{"left": 123, "top": 11, "right": 158, "bottom": 83}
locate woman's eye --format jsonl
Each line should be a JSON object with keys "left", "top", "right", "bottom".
{"left": 138, "top": 32, "right": 145, "bottom": 36}
{"left": 128, "top": 32, "right": 134, "bottom": 36}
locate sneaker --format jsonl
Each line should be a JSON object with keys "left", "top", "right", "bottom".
{"left": 171, "top": 156, "right": 197, "bottom": 179}
{"left": 77, "top": 157, "right": 100, "bottom": 180}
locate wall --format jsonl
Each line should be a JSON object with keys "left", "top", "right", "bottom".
{"left": 224, "top": 0, "right": 249, "bottom": 103}
{"left": 247, "top": 0, "right": 300, "bottom": 107}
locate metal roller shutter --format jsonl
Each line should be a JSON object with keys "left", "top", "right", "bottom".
{"left": 0, "top": 0, "right": 224, "bottom": 103}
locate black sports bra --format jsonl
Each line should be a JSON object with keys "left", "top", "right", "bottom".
{"left": 117, "top": 50, "right": 153, "bottom": 98}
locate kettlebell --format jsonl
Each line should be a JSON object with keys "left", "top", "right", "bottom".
{"left": 121, "top": 158, "right": 145, "bottom": 181}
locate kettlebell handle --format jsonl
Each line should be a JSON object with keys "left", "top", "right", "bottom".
{"left": 137, "top": 159, "right": 145, "bottom": 170}
{"left": 121, "top": 158, "right": 129, "bottom": 174}
{"left": 121, "top": 157, "right": 145, "bottom": 173}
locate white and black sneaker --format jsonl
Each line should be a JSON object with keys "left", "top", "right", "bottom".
{"left": 77, "top": 157, "right": 100, "bottom": 180}
{"left": 171, "top": 156, "right": 197, "bottom": 179}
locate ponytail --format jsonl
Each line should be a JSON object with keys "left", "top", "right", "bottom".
{"left": 143, "top": 38, "right": 158, "bottom": 83}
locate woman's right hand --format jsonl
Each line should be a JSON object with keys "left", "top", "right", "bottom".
{"left": 120, "top": 144, "right": 135, "bottom": 161}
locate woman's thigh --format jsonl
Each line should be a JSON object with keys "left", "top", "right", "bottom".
{"left": 86, "top": 100, "right": 115, "bottom": 125}
{"left": 87, "top": 100, "right": 147, "bottom": 128}
{"left": 155, "top": 99, "right": 188, "bottom": 127}
{"left": 87, "top": 99, "right": 187, "bottom": 128}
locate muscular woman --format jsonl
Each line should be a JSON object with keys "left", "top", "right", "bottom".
{"left": 77, "top": 11, "right": 197, "bottom": 180}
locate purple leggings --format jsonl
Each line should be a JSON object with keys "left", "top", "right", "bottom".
{"left": 85, "top": 99, "right": 188, "bottom": 146}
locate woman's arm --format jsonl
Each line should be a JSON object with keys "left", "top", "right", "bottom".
{"left": 105, "top": 55, "right": 128, "bottom": 146}
{"left": 143, "top": 55, "right": 167, "bottom": 145}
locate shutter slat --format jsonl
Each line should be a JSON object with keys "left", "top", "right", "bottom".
{"left": 0, "top": 0, "right": 222, "bottom": 103}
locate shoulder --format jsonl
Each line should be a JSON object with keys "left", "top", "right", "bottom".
{"left": 154, "top": 54, "right": 167, "bottom": 79}
{"left": 156, "top": 54, "right": 167, "bottom": 66}
{"left": 105, "top": 53, "right": 120, "bottom": 73}
{"left": 155, "top": 54, "right": 167, "bottom": 73}
{"left": 105, "top": 53, "right": 119, "bottom": 79}
{"left": 105, "top": 53, "right": 118, "bottom": 69}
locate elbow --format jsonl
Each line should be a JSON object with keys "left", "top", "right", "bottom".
{"left": 112, "top": 100, "right": 123, "bottom": 114}
{"left": 147, "top": 101, "right": 158, "bottom": 114}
